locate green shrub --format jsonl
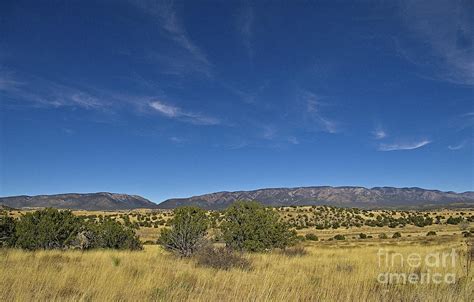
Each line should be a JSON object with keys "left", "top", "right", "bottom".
{"left": 0, "top": 214, "right": 16, "bottom": 247}
{"left": 15, "top": 208, "right": 81, "bottom": 250}
{"left": 378, "top": 233, "right": 388, "bottom": 239}
{"left": 296, "top": 235, "right": 306, "bottom": 241}
{"left": 426, "top": 231, "right": 437, "bottom": 236}
{"left": 87, "top": 220, "right": 142, "bottom": 250}
{"left": 111, "top": 256, "right": 121, "bottom": 267}
{"left": 334, "top": 234, "right": 345, "bottom": 240}
{"left": 305, "top": 233, "right": 319, "bottom": 241}
{"left": 359, "top": 233, "right": 367, "bottom": 239}
{"left": 447, "top": 216, "right": 463, "bottom": 225}
{"left": 220, "top": 201, "right": 296, "bottom": 252}
{"left": 159, "top": 207, "right": 208, "bottom": 257}
{"left": 392, "top": 232, "right": 402, "bottom": 239}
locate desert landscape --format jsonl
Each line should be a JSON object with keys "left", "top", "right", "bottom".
{"left": 1, "top": 201, "right": 473, "bottom": 301}
{"left": 1, "top": 0, "right": 472, "bottom": 301}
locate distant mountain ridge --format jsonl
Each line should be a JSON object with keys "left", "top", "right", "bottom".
{"left": 157, "top": 186, "right": 474, "bottom": 210}
{"left": 1, "top": 186, "right": 473, "bottom": 211}
{"left": 0, "top": 192, "right": 158, "bottom": 211}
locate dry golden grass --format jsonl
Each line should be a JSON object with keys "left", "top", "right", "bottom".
{"left": 2, "top": 207, "right": 472, "bottom": 301}
{"left": 1, "top": 237, "right": 472, "bottom": 301}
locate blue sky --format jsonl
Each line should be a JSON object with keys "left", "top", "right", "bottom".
{"left": 1, "top": 0, "right": 473, "bottom": 202}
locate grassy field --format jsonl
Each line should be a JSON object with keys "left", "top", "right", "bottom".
{"left": 1, "top": 235, "right": 472, "bottom": 301}
{"left": 1, "top": 206, "right": 473, "bottom": 301}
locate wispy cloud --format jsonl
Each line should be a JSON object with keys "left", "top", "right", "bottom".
{"left": 0, "top": 71, "right": 23, "bottom": 91}
{"left": 448, "top": 140, "right": 468, "bottom": 150}
{"left": 169, "top": 136, "right": 186, "bottom": 143}
{"left": 301, "top": 89, "right": 340, "bottom": 134}
{"left": 222, "top": 81, "right": 268, "bottom": 105}
{"left": 399, "top": 0, "right": 473, "bottom": 85}
{"left": 378, "top": 139, "right": 431, "bottom": 151}
{"left": 262, "top": 125, "right": 277, "bottom": 140}
{"left": 287, "top": 136, "right": 300, "bottom": 145}
{"left": 149, "top": 100, "right": 220, "bottom": 125}
{"left": 1, "top": 71, "right": 222, "bottom": 130}
{"left": 372, "top": 126, "right": 387, "bottom": 139}
{"left": 1, "top": 74, "right": 110, "bottom": 110}
{"left": 236, "top": 3, "right": 255, "bottom": 58}
{"left": 450, "top": 111, "right": 474, "bottom": 131}
{"left": 131, "top": 0, "right": 212, "bottom": 77}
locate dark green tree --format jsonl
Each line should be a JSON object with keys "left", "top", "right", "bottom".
{"left": 305, "top": 233, "right": 318, "bottom": 241}
{"left": 158, "top": 206, "right": 208, "bottom": 257}
{"left": 15, "top": 208, "right": 81, "bottom": 250}
{"left": 220, "top": 201, "right": 296, "bottom": 252}
{"left": 392, "top": 232, "right": 402, "bottom": 239}
{"left": 85, "top": 219, "right": 142, "bottom": 250}
{"left": 0, "top": 214, "right": 16, "bottom": 247}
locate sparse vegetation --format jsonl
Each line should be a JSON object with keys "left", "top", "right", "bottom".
{"left": 1, "top": 240, "right": 471, "bottom": 301}
{"left": 0, "top": 205, "right": 473, "bottom": 301}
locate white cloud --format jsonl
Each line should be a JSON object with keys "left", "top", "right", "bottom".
{"left": 287, "top": 136, "right": 299, "bottom": 145}
{"left": 149, "top": 101, "right": 180, "bottom": 117}
{"left": 448, "top": 140, "right": 468, "bottom": 150}
{"left": 378, "top": 139, "right": 431, "bottom": 151}
{"left": 372, "top": 127, "right": 387, "bottom": 139}
{"left": 169, "top": 136, "right": 186, "bottom": 143}
{"left": 149, "top": 100, "right": 219, "bottom": 125}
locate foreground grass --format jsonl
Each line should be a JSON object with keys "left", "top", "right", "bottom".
{"left": 1, "top": 237, "right": 472, "bottom": 301}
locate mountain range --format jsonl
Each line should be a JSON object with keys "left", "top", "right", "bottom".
{"left": 157, "top": 186, "right": 474, "bottom": 210}
{"left": 1, "top": 186, "right": 473, "bottom": 211}
{"left": 0, "top": 192, "right": 158, "bottom": 211}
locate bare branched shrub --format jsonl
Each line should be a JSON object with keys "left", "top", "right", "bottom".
{"left": 280, "top": 246, "right": 307, "bottom": 257}
{"left": 466, "top": 239, "right": 474, "bottom": 276}
{"left": 336, "top": 263, "right": 354, "bottom": 273}
{"left": 195, "top": 245, "right": 251, "bottom": 270}
{"left": 159, "top": 207, "right": 208, "bottom": 257}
